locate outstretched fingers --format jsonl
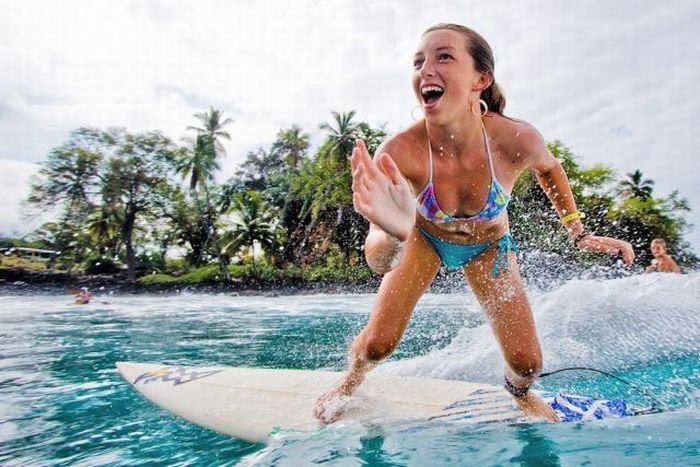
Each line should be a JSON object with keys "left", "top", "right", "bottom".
{"left": 619, "top": 242, "right": 635, "bottom": 265}
{"left": 351, "top": 140, "right": 379, "bottom": 178}
{"left": 351, "top": 160, "right": 375, "bottom": 197}
{"left": 352, "top": 192, "right": 372, "bottom": 218}
{"left": 378, "top": 153, "right": 404, "bottom": 186}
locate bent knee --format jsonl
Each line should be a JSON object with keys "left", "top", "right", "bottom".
{"left": 353, "top": 334, "right": 398, "bottom": 363}
{"left": 506, "top": 349, "right": 543, "bottom": 378}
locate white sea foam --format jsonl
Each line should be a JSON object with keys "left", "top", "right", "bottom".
{"left": 379, "top": 272, "right": 700, "bottom": 384}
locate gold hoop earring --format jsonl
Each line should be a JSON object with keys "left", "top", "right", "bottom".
{"left": 411, "top": 105, "right": 424, "bottom": 121}
{"left": 479, "top": 99, "right": 488, "bottom": 117}
{"left": 472, "top": 99, "right": 488, "bottom": 117}
{"left": 470, "top": 99, "right": 489, "bottom": 117}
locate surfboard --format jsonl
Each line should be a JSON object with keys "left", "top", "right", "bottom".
{"left": 116, "top": 362, "right": 523, "bottom": 442}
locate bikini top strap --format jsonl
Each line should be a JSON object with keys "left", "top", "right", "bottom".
{"left": 425, "top": 121, "right": 434, "bottom": 182}
{"left": 481, "top": 122, "right": 496, "bottom": 177}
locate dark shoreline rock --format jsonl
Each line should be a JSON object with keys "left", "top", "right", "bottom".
{"left": 0, "top": 267, "right": 383, "bottom": 296}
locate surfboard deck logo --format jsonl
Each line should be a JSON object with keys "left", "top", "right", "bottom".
{"left": 132, "top": 366, "right": 222, "bottom": 386}
{"left": 429, "top": 387, "right": 521, "bottom": 422}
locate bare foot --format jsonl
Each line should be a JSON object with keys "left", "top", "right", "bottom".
{"left": 514, "top": 392, "right": 560, "bottom": 422}
{"left": 313, "top": 387, "right": 351, "bottom": 424}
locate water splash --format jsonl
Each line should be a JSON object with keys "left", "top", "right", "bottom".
{"left": 381, "top": 273, "right": 700, "bottom": 387}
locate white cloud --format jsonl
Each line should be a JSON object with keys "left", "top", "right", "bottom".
{"left": 0, "top": 159, "right": 43, "bottom": 236}
{"left": 1, "top": 0, "right": 698, "bottom": 251}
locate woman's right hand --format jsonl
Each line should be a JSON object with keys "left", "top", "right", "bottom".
{"left": 351, "top": 140, "right": 415, "bottom": 241}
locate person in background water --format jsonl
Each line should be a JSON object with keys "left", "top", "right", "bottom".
{"left": 645, "top": 238, "right": 681, "bottom": 273}
{"left": 314, "top": 23, "right": 635, "bottom": 423}
{"left": 73, "top": 287, "right": 93, "bottom": 305}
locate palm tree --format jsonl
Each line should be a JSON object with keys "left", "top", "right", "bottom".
{"left": 273, "top": 125, "right": 310, "bottom": 169}
{"left": 180, "top": 107, "right": 234, "bottom": 282}
{"left": 223, "top": 191, "right": 280, "bottom": 267}
{"left": 317, "top": 111, "right": 364, "bottom": 260}
{"left": 617, "top": 169, "right": 654, "bottom": 201}
{"left": 356, "top": 122, "right": 387, "bottom": 155}
{"left": 86, "top": 204, "right": 123, "bottom": 255}
{"left": 187, "top": 106, "right": 234, "bottom": 160}
{"left": 176, "top": 136, "right": 220, "bottom": 192}
{"left": 319, "top": 111, "right": 359, "bottom": 164}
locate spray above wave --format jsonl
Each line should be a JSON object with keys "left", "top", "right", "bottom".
{"left": 381, "top": 273, "right": 700, "bottom": 384}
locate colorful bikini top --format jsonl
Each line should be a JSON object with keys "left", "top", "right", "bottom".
{"left": 416, "top": 123, "right": 510, "bottom": 224}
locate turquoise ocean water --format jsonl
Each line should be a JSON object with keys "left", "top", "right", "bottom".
{"left": 0, "top": 273, "right": 698, "bottom": 465}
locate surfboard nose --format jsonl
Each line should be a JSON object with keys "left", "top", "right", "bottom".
{"left": 116, "top": 362, "right": 165, "bottom": 385}
{"left": 115, "top": 361, "right": 136, "bottom": 384}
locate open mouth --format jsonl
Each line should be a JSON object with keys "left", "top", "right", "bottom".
{"left": 421, "top": 85, "right": 445, "bottom": 106}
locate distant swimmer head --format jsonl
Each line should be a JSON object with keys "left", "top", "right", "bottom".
{"left": 650, "top": 238, "right": 668, "bottom": 257}
{"left": 413, "top": 24, "right": 505, "bottom": 119}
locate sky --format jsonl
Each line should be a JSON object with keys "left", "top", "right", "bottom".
{"left": 1, "top": 0, "right": 699, "bottom": 252}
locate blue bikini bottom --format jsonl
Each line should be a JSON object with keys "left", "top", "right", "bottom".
{"left": 419, "top": 228, "right": 517, "bottom": 278}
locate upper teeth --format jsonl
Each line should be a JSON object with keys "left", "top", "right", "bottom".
{"left": 422, "top": 85, "right": 444, "bottom": 94}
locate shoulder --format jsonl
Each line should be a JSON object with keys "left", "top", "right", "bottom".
{"left": 377, "top": 123, "right": 424, "bottom": 158}
{"left": 486, "top": 115, "right": 546, "bottom": 160}
{"left": 485, "top": 114, "right": 555, "bottom": 172}
{"left": 375, "top": 122, "right": 426, "bottom": 180}
{"left": 659, "top": 255, "right": 681, "bottom": 272}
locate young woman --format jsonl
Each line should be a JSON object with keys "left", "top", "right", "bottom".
{"left": 314, "top": 23, "right": 635, "bottom": 423}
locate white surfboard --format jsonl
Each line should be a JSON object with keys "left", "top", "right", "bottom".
{"left": 116, "top": 362, "right": 523, "bottom": 442}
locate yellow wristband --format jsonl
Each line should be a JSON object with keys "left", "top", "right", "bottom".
{"left": 561, "top": 211, "right": 583, "bottom": 224}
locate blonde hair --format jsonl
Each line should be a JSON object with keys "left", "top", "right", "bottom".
{"left": 651, "top": 238, "right": 667, "bottom": 248}
{"left": 423, "top": 23, "right": 506, "bottom": 114}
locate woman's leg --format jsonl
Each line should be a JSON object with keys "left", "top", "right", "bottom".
{"left": 314, "top": 227, "right": 441, "bottom": 422}
{"left": 463, "top": 246, "right": 559, "bottom": 421}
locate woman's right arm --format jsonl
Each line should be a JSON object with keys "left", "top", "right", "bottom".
{"left": 350, "top": 140, "right": 416, "bottom": 274}
{"left": 363, "top": 223, "right": 407, "bottom": 274}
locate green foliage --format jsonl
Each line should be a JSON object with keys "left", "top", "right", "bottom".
{"left": 244, "top": 263, "right": 302, "bottom": 282}
{"left": 222, "top": 190, "right": 283, "bottom": 265}
{"left": 134, "top": 262, "right": 305, "bottom": 285}
{"left": 136, "top": 273, "right": 179, "bottom": 285}
{"left": 26, "top": 127, "right": 179, "bottom": 280}
{"left": 0, "top": 255, "right": 49, "bottom": 271}
{"left": 272, "top": 125, "right": 310, "bottom": 169}
{"left": 188, "top": 106, "right": 233, "bottom": 160}
{"left": 304, "top": 264, "right": 374, "bottom": 282}
{"left": 165, "top": 258, "right": 187, "bottom": 275}
{"left": 617, "top": 169, "right": 655, "bottom": 201}
{"left": 227, "top": 264, "right": 252, "bottom": 278}
{"left": 178, "top": 265, "right": 223, "bottom": 284}
{"left": 84, "top": 256, "right": 121, "bottom": 275}
{"left": 26, "top": 128, "right": 105, "bottom": 219}
{"left": 176, "top": 135, "right": 220, "bottom": 191}
{"left": 319, "top": 110, "right": 360, "bottom": 164}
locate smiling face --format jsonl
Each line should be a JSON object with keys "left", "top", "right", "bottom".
{"left": 412, "top": 29, "right": 489, "bottom": 124}
{"left": 651, "top": 240, "right": 667, "bottom": 258}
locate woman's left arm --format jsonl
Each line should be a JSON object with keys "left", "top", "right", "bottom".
{"left": 524, "top": 128, "right": 635, "bottom": 265}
